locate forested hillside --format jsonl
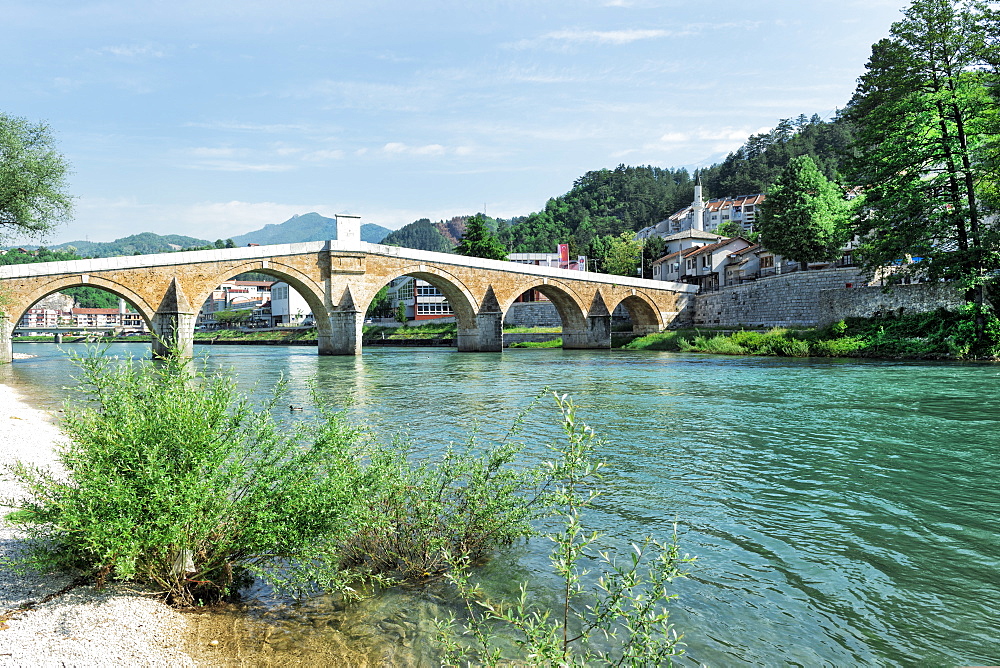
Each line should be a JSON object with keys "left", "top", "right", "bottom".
{"left": 699, "top": 113, "right": 854, "bottom": 199}
{"left": 36, "top": 232, "right": 213, "bottom": 257}
{"left": 380, "top": 218, "right": 456, "bottom": 252}
{"left": 490, "top": 114, "right": 853, "bottom": 258}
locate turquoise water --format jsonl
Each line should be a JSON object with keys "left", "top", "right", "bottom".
{"left": 4, "top": 342, "right": 999, "bottom": 666}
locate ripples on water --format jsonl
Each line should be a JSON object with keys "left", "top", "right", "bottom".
{"left": 5, "top": 343, "right": 999, "bottom": 666}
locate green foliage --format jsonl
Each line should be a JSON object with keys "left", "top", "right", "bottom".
{"left": 700, "top": 114, "right": 855, "bottom": 197}
{"left": 0, "top": 112, "right": 73, "bottom": 241}
{"left": 625, "top": 308, "right": 1000, "bottom": 359}
{"left": 2, "top": 352, "right": 364, "bottom": 606}
{"left": 366, "top": 285, "right": 392, "bottom": 318}
{"left": 2, "top": 351, "right": 578, "bottom": 611}
{"left": 757, "top": 155, "right": 852, "bottom": 267}
{"left": 598, "top": 231, "right": 643, "bottom": 277}
{"left": 62, "top": 287, "right": 120, "bottom": 310}
{"left": 340, "top": 436, "right": 549, "bottom": 581}
{"left": 213, "top": 309, "right": 252, "bottom": 326}
{"left": 0, "top": 246, "right": 80, "bottom": 265}
{"left": 382, "top": 218, "right": 455, "bottom": 253}
{"left": 845, "top": 0, "right": 1000, "bottom": 308}
{"left": 507, "top": 338, "right": 563, "bottom": 348}
{"left": 506, "top": 166, "right": 695, "bottom": 255}
{"left": 437, "top": 394, "right": 694, "bottom": 667}
{"left": 455, "top": 214, "right": 508, "bottom": 261}
{"left": 713, "top": 220, "right": 746, "bottom": 239}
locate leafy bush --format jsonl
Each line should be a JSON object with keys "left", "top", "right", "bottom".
{"left": 508, "top": 338, "right": 563, "bottom": 348}
{"left": 2, "top": 351, "right": 559, "bottom": 607}
{"left": 340, "top": 437, "right": 549, "bottom": 580}
{"left": 622, "top": 331, "right": 683, "bottom": 351}
{"left": 3, "top": 353, "right": 364, "bottom": 606}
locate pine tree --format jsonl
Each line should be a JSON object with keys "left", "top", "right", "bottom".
{"left": 455, "top": 214, "right": 508, "bottom": 261}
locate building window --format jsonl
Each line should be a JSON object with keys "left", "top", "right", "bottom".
{"left": 416, "top": 285, "right": 443, "bottom": 296}
{"left": 760, "top": 256, "right": 774, "bottom": 269}
{"left": 416, "top": 302, "right": 453, "bottom": 315}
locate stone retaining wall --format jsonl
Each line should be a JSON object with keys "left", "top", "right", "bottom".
{"left": 693, "top": 268, "right": 964, "bottom": 329}
{"left": 503, "top": 301, "right": 562, "bottom": 327}
{"left": 694, "top": 268, "right": 868, "bottom": 328}
{"left": 816, "top": 282, "right": 964, "bottom": 327}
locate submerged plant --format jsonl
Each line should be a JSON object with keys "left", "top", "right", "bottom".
{"left": 436, "top": 394, "right": 695, "bottom": 667}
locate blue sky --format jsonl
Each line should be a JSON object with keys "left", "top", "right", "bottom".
{"left": 3, "top": 0, "right": 908, "bottom": 245}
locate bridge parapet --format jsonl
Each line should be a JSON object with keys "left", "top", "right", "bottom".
{"left": 0, "top": 236, "right": 695, "bottom": 363}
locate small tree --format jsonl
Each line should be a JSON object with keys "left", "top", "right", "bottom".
{"left": 214, "top": 309, "right": 251, "bottom": 327}
{"left": 714, "top": 220, "right": 744, "bottom": 239}
{"left": 0, "top": 112, "right": 73, "bottom": 241}
{"left": 757, "top": 155, "right": 851, "bottom": 270}
{"left": 601, "top": 232, "right": 644, "bottom": 276}
{"left": 455, "top": 214, "right": 508, "bottom": 261}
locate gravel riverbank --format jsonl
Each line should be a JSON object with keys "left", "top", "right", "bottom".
{"left": 0, "top": 382, "right": 196, "bottom": 667}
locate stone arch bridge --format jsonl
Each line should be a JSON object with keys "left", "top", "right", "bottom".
{"left": 0, "top": 235, "right": 696, "bottom": 363}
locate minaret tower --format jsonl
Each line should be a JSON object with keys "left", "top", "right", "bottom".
{"left": 691, "top": 175, "right": 705, "bottom": 231}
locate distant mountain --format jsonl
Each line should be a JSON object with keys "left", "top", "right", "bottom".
{"left": 229, "top": 212, "right": 391, "bottom": 246}
{"left": 39, "top": 232, "right": 213, "bottom": 257}
{"left": 381, "top": 218, "right": 455, "bottom": 253}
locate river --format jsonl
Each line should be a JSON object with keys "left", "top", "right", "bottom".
{"left": 3, "top": 342, "right": 998, "bottom": 666}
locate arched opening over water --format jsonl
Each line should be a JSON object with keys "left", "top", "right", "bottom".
{"left": 359, "top": 267, "right": 478, "bottom": 336}
{"left": 193, "top": 262, "right": 331, "bottom": 340}
{"left": 610, "top": 293, "right": 662, "bottom": 335}
{"left": 12, "top": 277, "right": 156, "bottom": 335}
{"left": 501, "top": 282, "right": 588, "bottom": 337}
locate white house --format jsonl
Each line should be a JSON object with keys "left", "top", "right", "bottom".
{"left": 269, "top": 282, "right": 312, "bottom": 326}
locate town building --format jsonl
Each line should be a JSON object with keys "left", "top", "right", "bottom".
{"left": 636, "top": 178, "right": 765, "bottom": 239}
{"left": 269, "top": 282, "right": 312, "bottom": 327}
{"left": 197, "top": 280, "right": 274, "bottom": 329}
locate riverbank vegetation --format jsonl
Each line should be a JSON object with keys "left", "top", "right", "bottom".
{"left": 626, "top": 308, "right": 1000, "bottom": 360}
{"left": 2, "top": 349, "right": 692, "bottom": 663}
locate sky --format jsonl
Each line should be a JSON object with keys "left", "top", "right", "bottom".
{"left": 2, "top": 0, "right": 910, "bottom": 245}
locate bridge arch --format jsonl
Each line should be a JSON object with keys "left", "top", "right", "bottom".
{"left": 361, "top": 264, "right": 479, "bottom": 329}
{"left": 191, "top": 260, "right": 331, "bottom": 330}
{"left": 500, "top": 279, "right": 589, "bottom": 332}
{"left": 11, "top": 275, "right": 157, "bottom": 328}
{"left": 608, "top": 291, "right": 664, "bottom": 334}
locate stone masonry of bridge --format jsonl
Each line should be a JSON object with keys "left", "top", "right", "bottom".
{"left": 0, "top": 216, "right": 696, "bottom": 363}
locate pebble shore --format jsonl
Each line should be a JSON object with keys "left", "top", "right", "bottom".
{"left": 0, "top": 380, "right": 196, "bottom": 667}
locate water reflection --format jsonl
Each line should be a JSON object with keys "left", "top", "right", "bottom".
{"left": 8, "top": 342, "right": 1000, "bottom": 666}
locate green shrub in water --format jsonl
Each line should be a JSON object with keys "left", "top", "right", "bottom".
{"left": 2, "top": 350, "right": 561, "bottom": 607}
{"left": 2, "top": 352, "right": 369, "bottom": 606}
{"left": 436, "top": 395, "right": 694, "bottom": 667}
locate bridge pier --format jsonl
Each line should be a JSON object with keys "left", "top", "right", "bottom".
{"left": 1, "top": 320, "right": 12, "bottom": 364}
{"left": 562, "top": 314, "right": 611, "bottom": 349}
{"left": 321, "top": 309, "right": 363, "bottom": 355}
{"left": 563, "top": 292, "right": 612, "bottom": 350}
{"left": 457, "top": 312, "right": 503, "bottom": 352}
{"left": 151, "top": 278, "right": 196, "bottom": 359}
{"left": 457, "top": 287, "right": 502, "bottom": 352}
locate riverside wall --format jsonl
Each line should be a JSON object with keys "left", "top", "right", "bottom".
{"left": 692, "top": 268, "right": 963, "bottom": 329}
{"left": 816, "top": 281, "right": 964, "bottom": 327}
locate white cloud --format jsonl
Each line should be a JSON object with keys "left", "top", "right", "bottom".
{"left": 302, "top": 149, "right": 345, "bottom": 161}
{"left": 510, "top": 28, "right": 678, "bottom": 50}
{"left": 93, "top": 43, "right": 166, "bottom": 58}
{"left": 380, "top": 142, "right": 457, "bottom": 157}
{"left": 183, "top": 161, "right": 296, "bottom": 172}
